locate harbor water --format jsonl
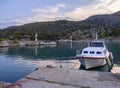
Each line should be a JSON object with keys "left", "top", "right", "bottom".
{"left": 0, "top": 41, "right": 120, "bottom": 83}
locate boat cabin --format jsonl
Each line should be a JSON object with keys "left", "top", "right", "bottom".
{"left": 88, "top": 41, "right": 106, "bottom": 48}
{"left": 81, "top": 40, "right": 108, "bottom": 57}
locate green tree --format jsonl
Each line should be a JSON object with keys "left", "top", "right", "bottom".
{"left": 112, "top": 28, "right": 120, "bottom": 36}
{"left": 13, "top": 38, "right": 19, "bottom": 44}
{"left": 100, "top": 32, "right": 106, "bottom": 38}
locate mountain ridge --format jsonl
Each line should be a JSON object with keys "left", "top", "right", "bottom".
{"left": 84, "top": 11, "right": 120, "bottom": 27}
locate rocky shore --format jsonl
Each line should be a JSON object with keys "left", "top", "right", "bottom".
{"left": 0, "top": 40, "right": 56, "bottom": 47}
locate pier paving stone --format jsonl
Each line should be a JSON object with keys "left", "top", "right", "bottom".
{"left": 17, "top": 67, "right": 120, "bottom": 88}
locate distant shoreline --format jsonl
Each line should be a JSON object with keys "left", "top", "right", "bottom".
{"left": 1, "top": 39, "right": 120, "bottom": 47}
{"left": 0, "top": 40, "right": 56, "bottom": 47}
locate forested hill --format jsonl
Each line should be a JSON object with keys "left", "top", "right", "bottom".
{"left": 0, "top": 11, "right": 120, "bottom": 40}
{"left": 2, "top": 20, "right": 95, "bottom": 40}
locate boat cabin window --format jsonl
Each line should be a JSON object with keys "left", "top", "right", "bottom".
{"left": 96, "top": 51, "right": 102, "bottom": 54}
{"left": 89, "top": 42, "right": 104, "bottom": 47}
{"left": 90, "top": 51, "right": 95, "bottom": 54}
{"left": 83, "top": 51, "right": 88, "bottom": 54}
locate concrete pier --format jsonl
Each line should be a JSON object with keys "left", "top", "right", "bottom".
{"left": 8, "top": 67, "right": 120, "bottom": 88}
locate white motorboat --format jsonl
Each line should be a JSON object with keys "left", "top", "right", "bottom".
{"left": 76, "top": 34, "right": 113, "bottom": 69}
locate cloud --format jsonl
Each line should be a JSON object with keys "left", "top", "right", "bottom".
{"left": 31, "top": 7, "right": 59, "bottom": 14}
{"left": 31, "top": 3, "right": 67, "bottom": 14}
{"left": 2, "top": 0, "right": 120, "bottom": 27}
{"left": 14, "top": 14, "right": 60, "bottom": 24}
{"left": 13, "top": 3, "right": 68, "bottom": 25}
{"left": 65, "top": 0, "right": 120, "bottom": 20}
{"left": 57, "top": 3, "right": 67, "bottom": 8}
{"left": 26, "top": 0, "right": 120, "bottom": 22}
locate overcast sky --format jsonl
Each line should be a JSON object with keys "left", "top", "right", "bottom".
{"left": 0, "top": 0, "right": 120, "bottom": 29}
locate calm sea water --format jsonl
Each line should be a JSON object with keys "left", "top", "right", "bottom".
{"left": 0, "top": 41, "right": 120, "bottom": 83}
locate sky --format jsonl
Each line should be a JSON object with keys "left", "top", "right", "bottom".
{"left": 0, "top": 0, "right": 120, "bottom": 29}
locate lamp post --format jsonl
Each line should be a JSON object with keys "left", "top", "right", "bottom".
{"left": 35, "top": 33, "right": 38, "bottom": 41}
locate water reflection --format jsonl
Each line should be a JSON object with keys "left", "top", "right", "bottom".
{"left": 0, "top": 41, "right": 120, "bottom": 62}
{"left": 35, "top": 46, "right": 38, "bottom": 56}
{"left": 0, "top": 47, "right": 9, "bottom": 54}
{"left": 39, "top": 44, "right": 56, "bottom": 48}
{"left": 1, "top": 44, "right": 75, "bottom": 60}
{"left": 0, "top": 41, "right": 120, "bottom": 63}
{"left": 70, "top": 42, "right": 73, "bottom": 49}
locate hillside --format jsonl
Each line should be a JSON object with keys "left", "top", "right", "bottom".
{"left": 0, "top": 11, "right": 120, "bottom": 40}
{"left": 84, "top": 11, "right": 120, "bottom": 28}
{"left": 2, "top": 20, "right": 96, "bottom": 40}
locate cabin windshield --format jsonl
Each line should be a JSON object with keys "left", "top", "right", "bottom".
{"left": 89, "top": 42, "right": 104, "bottom": 47}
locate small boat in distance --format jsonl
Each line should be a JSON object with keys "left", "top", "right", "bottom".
{"left": 75, "top": 33, "right": 113, "bottom": 70}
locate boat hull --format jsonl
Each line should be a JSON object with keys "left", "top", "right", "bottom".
{"left": 79, "top": 57, "right": 107, "bottom": 69}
